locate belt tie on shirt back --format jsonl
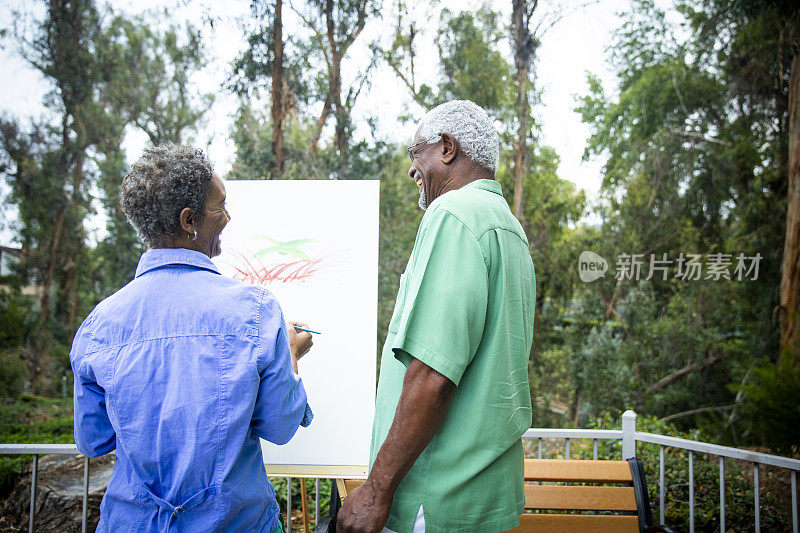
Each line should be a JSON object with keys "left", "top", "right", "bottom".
{"left": 144, "top": 485, "right": 216, "bottom": 531}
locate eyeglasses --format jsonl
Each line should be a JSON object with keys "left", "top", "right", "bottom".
{"left": 406, "top": 140, "right": 428, "bottom": 162}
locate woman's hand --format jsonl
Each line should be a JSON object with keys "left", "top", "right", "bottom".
{"left": 287, "top": 321, "right": 313, "bottom": 373}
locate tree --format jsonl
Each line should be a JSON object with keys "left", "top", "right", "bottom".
{"left": 784, "top": 35, "right": 800, "bottom": 362}
{"left": 233, "top": 0, "right": 324, "bottom": 178}
{"left": 729, "top": 1, "right": 800, "bottom": 364}
{"left": 91, "top": 12, "right": 213, "bottom": 295}
{"left": 511, "top": 0, "right": 539, "bottom": 220}
{"left": 271, "top": 0, "right": 286, "bottom": 179}
{"left": 1, "top": 1, "right": 212, "bottom": 392}
{"left": 369, "top": 0, "right": 437, "bottom": 110}
{"left": 436, "top": 8, "right": 512, "bottom": 110}
{"left": 375, "top": 5, "right": 514, "bottom": 114}
{"left": 572, "top": 0, "right": 799, "bottom": 445}
{"left": 9, "top": 0, "right": 107, "bottom": 393}
{"left": 100, "top": 13, "right": 213, "bottom": 146}
{"left": 293, "top": 0, "right": 379, "bottom": 163}
{"left": 233, "top": 1, "right": 288, "bottom": 179}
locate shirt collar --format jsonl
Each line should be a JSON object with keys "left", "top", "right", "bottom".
{"left": 463, "top": 179, "right": 503, "bottom": 196}
{"left": 135, "top": 248, "right": 221, "bottom": 278}
{"left": 427, "top": 179, "right": 504, "bottom": 211}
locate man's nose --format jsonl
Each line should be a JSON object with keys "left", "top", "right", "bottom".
{"left": 408, "top": 165, "right": 417, "bottom": 181}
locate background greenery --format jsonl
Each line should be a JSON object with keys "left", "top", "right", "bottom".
{"left": 1, "top": 0, "right": 798, "bottom": 529}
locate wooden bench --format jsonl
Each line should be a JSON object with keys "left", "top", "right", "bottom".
{"left": 511, "top": 457, "right": 673, "bottom": 533}
{"left": 325, "top": 458, "right": 673, "bottom": 533}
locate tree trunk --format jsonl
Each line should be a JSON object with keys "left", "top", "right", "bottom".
{"left": 512, "top": 0, "right": 537, "bottom": 223}
{"left": 512, "top": 0, "right": 530, "bottom": 221}
{"left": 270, "top": 0, "right": 285, "bottom": 180}
{"left": 31, "top": 207, "right": 65, "bottom": 394}
{"left": 66, "top": 133, "right": 87, "bottom": 344}
{"left": 325, "top": 0, "right": 346, "bottom": 162}
{"left": 310, "top": 91, "right": 332, "bottom": 153}
{"left": 571, "top": 384, "right": 582, "bottom": 427}
{"left": 780, "top": 52, "right": 800, "bottom": 365}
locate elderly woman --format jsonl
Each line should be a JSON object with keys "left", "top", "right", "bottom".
{"left": 70, "top": 143, "right": 312, "bottom": 532}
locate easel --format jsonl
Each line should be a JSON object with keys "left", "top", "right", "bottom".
{"left": 265, "top": 464, "right": 368, "bottom": 531}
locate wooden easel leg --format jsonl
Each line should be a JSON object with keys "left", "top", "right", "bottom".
{"left": 300, "top": 477, "right": 309, "bottom": 533}
{"left": 335, "top": 478, "right": 348, "bottom": 499}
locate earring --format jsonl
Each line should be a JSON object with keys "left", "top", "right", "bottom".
{"left": 189, "top": 231, "right": 198, "bottom": 241}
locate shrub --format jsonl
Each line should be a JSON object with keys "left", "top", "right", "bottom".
{"left": 0, "top": 396, "right": 74, "bottom": 496}
{"left": 0, "top": 349, "right": 27, "bottom": 398}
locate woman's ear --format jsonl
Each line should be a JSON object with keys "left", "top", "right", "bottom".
{"left": 440, "top": 132, "right": 458, "bottom": 164}
{"left": 179, "top": 207, "right": 195, "bottom": 234}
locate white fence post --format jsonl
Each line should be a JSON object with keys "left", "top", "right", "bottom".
{"left": 622, "top": 410, "right": 637, "bottom": 459}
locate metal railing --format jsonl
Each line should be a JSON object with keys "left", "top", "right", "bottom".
{"left": 0, "top": 444, "right": 325, "bottom": 532}
{"left": 523, "top": 410, "right": 800, "bottom": 533}
{"left": 0, "top": 444, "right": 89, "bottom": 533}
{"left": 3, "top": 409, "right": 799, "bottom": 532}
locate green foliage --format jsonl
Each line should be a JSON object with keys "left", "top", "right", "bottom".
{"left": 92, "top": 147, "right": 144, "bottom": 299}
{"left": 435, "top": 8, "right": 513, "bottom": 112}
{"left": 376, "top": 148, "right": 424, "bottom": 368}
{"left": 228, "top": 102, "right": 349, "bottom": 181}
{"left": 496, "top": 145, "right": 586, "bottom": 309}
{"left": 0, "top": 351, "right": 27, "bottom": 399}
{"left": 739, "top": 355, "right": 800, "bottom": 455}
{"left": 0, "top": 396, "right": 74, "bottom": 495}
{"left": 97, "top": 10, "right": 214, "bottom": 145}
{"left": 229, "top": 104, "right": 275, "bottom": 180}
{"left": 0, "top": 11, "right": 796, "bottom": 531}
{"left": 568, "top": 282, "right": 748, "bottom": 428}
{"left": 1, "top": 1, "right": 212, "bottom": 393}
{"left": 570, "top": 0, "right": 796, "bottom": 450}
{"left": 0, "top": 290, "right": 35, "bottom": 349}
{"left": 230, "top": 0, "right": 315, "bottom": 104}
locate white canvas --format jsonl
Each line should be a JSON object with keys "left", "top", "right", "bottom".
{"left": 212, "top": 179, "right": 379, "bottom": 468}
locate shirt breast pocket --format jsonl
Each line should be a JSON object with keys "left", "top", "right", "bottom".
{"left": 387, "top": 273, "right": 410, "bottom": 334}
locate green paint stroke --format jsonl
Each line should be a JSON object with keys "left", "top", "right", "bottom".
{"left": 252, "top": 235, "right": 318, "bottom": 261}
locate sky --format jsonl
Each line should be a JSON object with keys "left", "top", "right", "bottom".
{"left": 0, "top": 0, "right": 631, "bottom": 245}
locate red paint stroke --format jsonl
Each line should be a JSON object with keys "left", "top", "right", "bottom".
{"left": 223, "top": 249, "right": 324, "bottom": 286}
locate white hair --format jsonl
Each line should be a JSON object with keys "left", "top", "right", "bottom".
{"left": 417, "top": 100, "right": 499, "bottom": 173}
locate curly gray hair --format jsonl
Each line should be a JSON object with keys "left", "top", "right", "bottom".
{"left": 417, "top": 100, "right": 499, "bottom": 173}
{"left": 121, "top": 143, "right": 214, "bottom": 248}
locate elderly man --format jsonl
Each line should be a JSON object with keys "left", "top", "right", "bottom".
{"left": 338, "top": 100, "right": 536, "bottom": 533}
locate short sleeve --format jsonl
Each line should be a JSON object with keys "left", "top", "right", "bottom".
{"left": 252, "top": 290, "right": 313, "bottom": 445}
{"left": 391, "top": 208, "right": 488, "bottom": 386}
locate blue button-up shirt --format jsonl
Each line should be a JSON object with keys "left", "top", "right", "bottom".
{"left": 70, "top": 248, "right": 313, "bottom": 532}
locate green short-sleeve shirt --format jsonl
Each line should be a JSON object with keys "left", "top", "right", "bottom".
{"left": 370, "top": 179, "right": 536, "bottom": 533}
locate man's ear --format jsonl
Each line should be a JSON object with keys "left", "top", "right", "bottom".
{"left": 179, "top": 207, "right": 195, "bottom": 234}
{"left": 440, "top": 132, "right": 459, "bottom": 164}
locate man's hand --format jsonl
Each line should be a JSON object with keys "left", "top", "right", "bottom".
{"left": 336, "top": 480, "right": 392, "bottom": 533}
{"left": 287, "top": 321, "right": 313, "bottom": 373}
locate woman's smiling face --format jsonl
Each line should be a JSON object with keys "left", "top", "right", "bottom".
{"left": 196, "top": 173, "right": 230, "bottom": 258}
